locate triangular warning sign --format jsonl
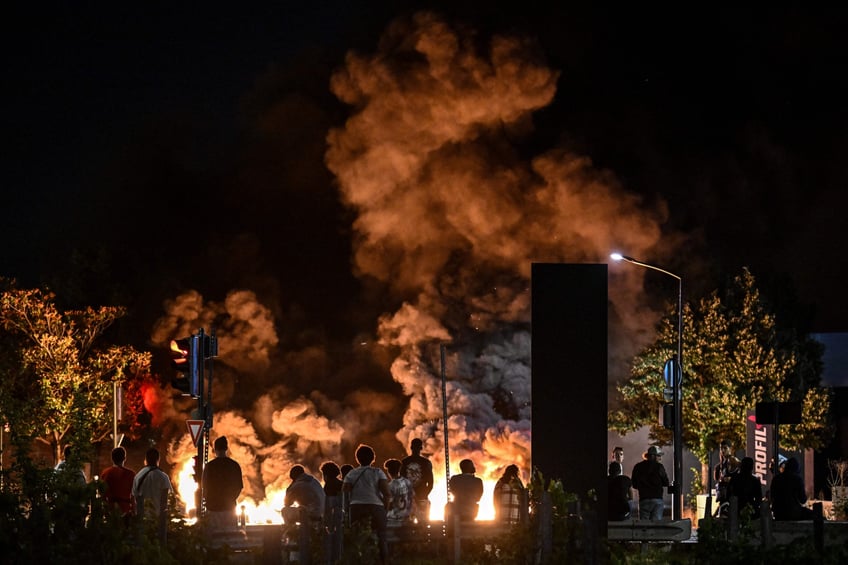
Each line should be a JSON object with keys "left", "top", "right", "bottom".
{"left": 186, "top": 420, "right": 205, "bottom": 446}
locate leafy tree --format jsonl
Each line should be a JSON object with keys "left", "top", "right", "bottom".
{"left": 610, "top": 268, "right": 832, "bottom": 477}
{"left": 0, "top": 282, "right": 151, "bottom": 463}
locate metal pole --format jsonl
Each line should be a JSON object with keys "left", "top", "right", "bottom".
{"left": 612, "top": 254, "right": 684, "bottom": 520}
{"left": 673, "top": 277, "right": 683, "bottom": 521}
{"left": 441, "top": 344, "right": 451, "bottom": 502}
{"left": 196, "top": 328, "right": 206, "bottom": 519}
{"left": 113, "top": 381, "right": 119, "bottom": 449}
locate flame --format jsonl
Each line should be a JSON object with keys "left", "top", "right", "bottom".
{"left": 175, "top": 456, "right": 500, "bottom": 524}
{"left": 176, "top": 456, "right": 197, "bottom": 519}
{"left": 429, "top": 476, "right": 496, "bottom": 521}
{"left": 175, "top": 457, "right": 286, "bottom": 524}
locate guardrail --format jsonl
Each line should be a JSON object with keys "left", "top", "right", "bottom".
{"left": 607, "top": 518, "right": 692, "bottom": 542}
{"left": 216, "top": 519, "right": 521, "bottom": 564}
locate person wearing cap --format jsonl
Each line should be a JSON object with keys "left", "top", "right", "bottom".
{"left": 770, "top": 457, "right": 814, "bottom": 520}
{"left": 631, "top": 445, "right": 669, "bottom": 520}
{"left": 401, "top": 438, "right": 434, "bottom": 522}
{"left": 202, "top": 436, "right": 244, "bottom": 531}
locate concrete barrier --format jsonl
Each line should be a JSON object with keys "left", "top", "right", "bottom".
{"left": 607, "top": 519, "right": 693, "bottom": 542}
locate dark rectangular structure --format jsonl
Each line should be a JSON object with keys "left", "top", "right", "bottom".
{"left": 531, "top": 263, "right": 608, "bottom": 524}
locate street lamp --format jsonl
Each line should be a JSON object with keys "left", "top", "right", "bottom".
{"left": 611, "top": 252, "right": 684, "bottom": 521}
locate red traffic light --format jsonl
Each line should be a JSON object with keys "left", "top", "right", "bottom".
{"left": 170, "top": 335, "right": 200, "bottom": 397}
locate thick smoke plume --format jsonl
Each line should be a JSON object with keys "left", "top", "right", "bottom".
{"left": 326, "top": 11, "right": 666, "bottom": 482}
{"left": 149, "top": 11, "right": 669, "bottom": 510}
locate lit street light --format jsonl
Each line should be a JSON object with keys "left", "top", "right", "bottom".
{"left": 611, "top": 252, "right": 684, "bottom": 521}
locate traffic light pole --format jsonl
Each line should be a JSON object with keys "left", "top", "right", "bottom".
{"left": 172, "top": 328, "right": 217, "bottom": 521}
{"left": 196, "top": 328, "right": 217, "bottom": 521}
{"left": 196, "top": 329, "right": 207, "bottom": 519}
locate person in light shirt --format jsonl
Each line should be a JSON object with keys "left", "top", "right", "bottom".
{"left": 132, "top": 447, "right": 173, "bottom": 543}
{"left": 343, "top": 444, "right": 391, "bottom": 565}
{"left": 384, "top": 458, "right": 414, "bottom": 523}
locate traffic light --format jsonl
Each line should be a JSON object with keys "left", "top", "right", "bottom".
{"left": 170, "top": 334, "right": 201, "bottom": 398}
{"left": 661, "top": 403, "right": 674, "bottom": 429}
{"left": 192, "top": 455, "right": 202, "bottom": 483}
{"left": 203, "top": 334, "right": 218, "bottom": 359}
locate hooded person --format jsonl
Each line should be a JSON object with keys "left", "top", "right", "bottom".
{"left": 770, "top": 457, "right": 814, "bottom": 520}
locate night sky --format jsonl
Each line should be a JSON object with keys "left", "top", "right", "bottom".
{"left": 2, "top": 4, "right": 846, "bottom": 487}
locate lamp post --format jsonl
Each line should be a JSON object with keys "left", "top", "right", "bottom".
{"left": 611, "top": 253, "right": 684, "bottom": 521}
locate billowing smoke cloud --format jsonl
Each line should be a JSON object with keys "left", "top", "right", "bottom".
{"left": 151, "top": 289, "right": 279, "bottom": 375}
{"left": 150, "top": 290, "right": 348, "bottom": 503}
{"left": 326, "top": 11, "right": 667, "bottom": 480}
{"left": 149, "top": 11, "right": 672, "bottom": 512}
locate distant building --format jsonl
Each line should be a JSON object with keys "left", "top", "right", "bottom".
{"left": 813, "top": 333, "right": 848, "bottom": 387}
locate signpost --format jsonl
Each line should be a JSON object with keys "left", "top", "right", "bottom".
{"left": 171, "top": 328, "right": 218, "bottom": 519}
{"left": 756, "top": 401, "right": 802, "bottom": 484}
{"left": 187, "top": 419, "right": 205, "bottom": 446}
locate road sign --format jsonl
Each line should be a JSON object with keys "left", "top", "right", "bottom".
{"left": 186, "top": 419, "right": 205, "bottom": 446}
{"left": 663, "top": 358, "right": 681, "bottom": 387}
{"left": 755, "top": 402, "right": 802, "bottom": 425}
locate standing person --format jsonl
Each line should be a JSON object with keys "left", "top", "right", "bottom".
{"left": 727, "top": 457, "right": 763, "bottom": 517}
{"left": 320, "top": 461, "right": 344, "bottom": 565}
{"left": 714, "top": 440, "right": 740, "bottom": 507}
{"left": 770, "top": 457, "right": 814, "bottom": 520}
{"left": 631, "top": 445, "right": 669, "bottom": 521}
{"left": 100, "top": 446, "right": 135, "bottom": 520}
{"left": 340, "top": 463, "right": 354, "bottom": 523}
{"left": 343, "top": 444, "right": 390, "bottom": 565}
{"left": 493, "top": 464, "right": 527, "bottom": 525}
{"left": 54, "top": 444, "right": 89, "bottom": 538}
{"left": 282, "top": 465, "right": 326, "bottom": 526}
{"left": 55, "top": 445, "right": 88, "bottom": 485}
{"left": 611, "top": 446, "right": 624, "bottom": 467}
{"left": 133, "top": 447, "right": 173, "bottom": 543}
{"left": 202, "top": 436, "right": 244, "bottom": 531}
{"left": 607, "top": 462, "right": 632, "bottom": 521}
{"left": 448, "top": 459, "right": 484, "bottom": 522}
{"left": 401, "top": 438, "right": 434, "bottom": 522}
{"left": 384, "top": 458, "right": 414, "bottom": 523}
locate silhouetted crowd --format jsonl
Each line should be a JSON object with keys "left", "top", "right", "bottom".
{"left": 608, "top": 442, "right": 816, "bottom": 523}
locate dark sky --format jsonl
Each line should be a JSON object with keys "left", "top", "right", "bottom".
{"left": 2, "top": 4, "right": 847, "bottom": 479}
{"left": 3, "top": 4, "right": 845, "bottom": 334}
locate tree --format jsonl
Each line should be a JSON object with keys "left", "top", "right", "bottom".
{"left": 0, "top": 283, "right": 151, "bottom": 463}
{"left": 610, "top": 268, "right": 832, "bottom": 479}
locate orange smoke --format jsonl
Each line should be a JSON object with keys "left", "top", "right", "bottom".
{"left": 152, "top": 10, "right": 671, "bottom": 529}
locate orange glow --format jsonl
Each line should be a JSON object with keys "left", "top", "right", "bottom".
{"left": 176, "top": 455, "right": 197, "bottom": 519}
{"left": 175, "top": 456, "right": 286, "bottom": 525}
{"left": 141, "top": 383, "right": 162, "bottom": 423}
{"left": 174, "top": 455, "right": 504, "bottom": 524}
{"left": 429, "top": 476, "right": 496, "bottom": 521}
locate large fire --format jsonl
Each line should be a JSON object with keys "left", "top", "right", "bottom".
{"left": 175, "top": 456, "right": 500, "bottom": 524}
{"left": 151, "top": 9, "right": 660, "bottom": 537}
